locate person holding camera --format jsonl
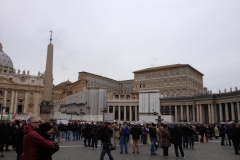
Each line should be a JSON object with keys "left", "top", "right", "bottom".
{"left": 100, "top": 122, "right": 115, "bottom": 160}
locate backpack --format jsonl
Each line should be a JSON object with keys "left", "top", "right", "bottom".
{"left": 123, "top": 126, "right": 130, "bottom": 136}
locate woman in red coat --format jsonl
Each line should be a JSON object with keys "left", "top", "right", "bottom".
{"left": 21, "top": 117, "right": 55, "bottom": 160}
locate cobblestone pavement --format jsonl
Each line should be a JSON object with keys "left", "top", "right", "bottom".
{"left": 2, "top": 138, "right": 239, "bottom": 160}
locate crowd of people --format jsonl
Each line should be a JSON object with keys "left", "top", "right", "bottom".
{"left": 0, "top": 118, "right": 239, "bottom": 160}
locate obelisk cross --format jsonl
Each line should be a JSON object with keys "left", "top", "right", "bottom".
{"left": 49, "top": 30, "right": 53, "bottom": 43}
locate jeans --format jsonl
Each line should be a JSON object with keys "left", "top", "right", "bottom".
{"left": 73, "top": 131, "right": 79, "bottom": 140}
{"left": 92, "top": 135, "right": 98, "bottom": 148}
{"left": 100, "top": 143, "right": 114, "bottom": 160}
{"left": 183, "top": 135, "right": 189, "bottom": 148}
{"left": 62, "top": 131, "right": 66, "bottom": 138}
{"left": 120, "top": 136, "right": 128, "bottom": 153}
{"left": 66, "top": 131, "right": 72, "bottom": 140}
{"left": 150, "top": 138, "right": 156, "bottom": 154}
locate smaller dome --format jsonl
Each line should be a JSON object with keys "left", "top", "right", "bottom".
{"left": 0, "top": 43, "right": 14, "bottom": 70}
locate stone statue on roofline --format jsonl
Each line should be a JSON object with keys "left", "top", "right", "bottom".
{"left": 235, "top": 86, "right": 238, "bottom": 91}
{"left": 230, "top": 87, "right": 232, "bottom": 92}
{"left": 219, "top": 89, "right": 221, "bottom": 93}
{"left": 224, "top": 88, "right": 226, "bottom": 93}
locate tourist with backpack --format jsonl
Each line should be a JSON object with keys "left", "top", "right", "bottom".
{"left": 119, "top": 121, "right": 130, "bottom": 154}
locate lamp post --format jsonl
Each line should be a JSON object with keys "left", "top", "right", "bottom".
{"left": 101, "top": 108, "right": 108, "bottom": 122}
{"left": 0, "top": 100, "right": 6, "bottom": 121}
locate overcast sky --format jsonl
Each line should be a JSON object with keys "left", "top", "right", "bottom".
{"left": 0, "top": 0, "right": 239, "bottom": 93}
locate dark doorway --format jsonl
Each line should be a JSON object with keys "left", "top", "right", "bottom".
{"left": 17, "top": 105, "right": 23, "bottom": 114}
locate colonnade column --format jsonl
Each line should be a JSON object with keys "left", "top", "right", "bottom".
{"left": 199, "top": 104, "right": 203, "bottom": 123}
{"left": 181, "top": 105, "right": 183, "bottom": 121}
{"left": 124, "top": 106, "right": 126, "bottom": 121}
{"left": 196, "top": 104, "right": 199, "bottom": 122}
{"left": 10, "top": 90, "right": 15, "bottom": 113}
{"left": 135, "top": 106, "right": 138, "bottom": 121}
{"left": 186, "top": 105, "right": 189, "bottom": 122}
{"left": 211, "top": 104, "right": 214, "bottom": 123}
{"left": 193, "top": 105, "right": 195, "bottom": 122}
{"left": 175, "top": 106, "right": 178, "bottom": 122}
{"left": 208, "top": 104, "right": 211, "bottom": 124}
{"left": 231, "top": 103, "right": 235, "bottom": 120}
{"left": 23, "top": 91, "right": 28, "bottom": 114}
{"left": 225, "top": 103, "right": 229, "bottom": 121}
{"left": 237, "top": 102, "right": 240, "bottom": 121}
{"left": 129, "top": 106, "right": 132, "bottom": 121}
{"left": 3, "top": 90, "right": 7, "bottom": 114}
{"left": 113, "top": 106, "right": 115, "bottom": 120}
{"left": 13, "top": 90, "right": 18, "bottom": 114}
{"left": 219, "top": 103, "right": 223, "bottom": 122}
{"left": 118, "top": 106, "right": 120, "bottom": 121}
{"left": 33, "top": 92, "right": 39, "bottom": 115}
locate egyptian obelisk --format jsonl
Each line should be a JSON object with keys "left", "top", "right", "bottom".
{"left": 43, "top": 31, "right": 54, "bottom": 101}
{"left": 41, "top": 31, "right": 54, "bottom": 121}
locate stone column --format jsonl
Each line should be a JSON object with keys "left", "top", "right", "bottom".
{"left": 14, "top": 91, "right": 19, "bottom": 114}
{"left": 196, "top": 104, "right": 199, "bottom": 122}
{"left": 107, "top": 105, "right": 109, "bottom": 113}
{"left": 24, "top": 91, "right": 28, "bottom": 114}
{"left": 219, "top": 103, "right": 223, "bottom": 122}
{"left": 135, "top": 106, "right": 138, "bottom": 120}
{"left": 124, "top": 106, "right": 126, "bottom": 121}
{"left": 129, "top": 106, "right": 132, "bottom": 121}
{"left": 208, "top": 104, "right": 211, "bottom": 124}
{"left": 237, "top": 102, "right": 240, "bottom": 121}
{"left": 3, "top": 90, "right": 7, "bottom": 114}
{"left": 193, "top": 105, "right": 195, "bottom": 122}
{"left": 33, "top": 92, "right": 39, "bottom": 115}
{"left": 113, "top": 106, "right": 115, "bottom": 120}
{"left": 186, "top": 105, "right": 189, "bottom": 122}
{"left": 181, "top": 105, "right": 183, "bottom": 121}
{"left": 231, "top": 102, "right": 235, "bottom": 121}
{"left": 225, "top": 103, "right": 229, "bottom": 121}
{"left": 10, "top": 90, "right": 15, "bottom": 113}
{"left": 211, "top": 104, "right": 214, "bottom": 123}
{"left": 175, "top": 105, "right": 178, "bottom": 122}
{"left": 198, "top": 104, "right": 203, "bottom": 123}
{"left": 118, "top": 106, "right": 120, "bottom": 121}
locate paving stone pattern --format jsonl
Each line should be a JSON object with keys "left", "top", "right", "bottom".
{"left": 2, "top": 138, "right": 239, "bottom": 160}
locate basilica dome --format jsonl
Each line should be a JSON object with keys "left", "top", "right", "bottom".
{"left": 0, "top": 43, "right": 14, "bottom": 72}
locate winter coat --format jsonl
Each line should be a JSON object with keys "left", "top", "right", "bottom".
{"left": 170, "top": 127, "right": 183, "bottom": 145}
{"left": 214, "top": 127, "right": 220, "bottom": 137}
{"left": 231, "top": 127, "right": 240, "bottom": 144}
{"left": 21, "top": 125, "right": 54, "bottom": 160}
{"left": 157, "top": 127, "right": 162, "bottom": 141}
{"left": 0, "top": 124, "right": 7, "bottom": 152}
{"left": 130, "top": 125, "right": 142, "bottom": 140}
{"left": 38, "top": 132, "right": 60, "bottom": 160}
{"left": 112, "top": 124, "right": 120, "bottom": 138}
{"left": 149, "top": 127, "right": 157, "bottom": 139}
{"left": 161, "top": 128, "right": 171, "bottom": 147}
{"left": 16, "top": 127, "right": 24, "bottom": 154}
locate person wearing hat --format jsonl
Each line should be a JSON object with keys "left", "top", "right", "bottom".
{"left": 112, "top": 121, "right": 120, "bottom": 148}
{"left": 38, "top": 123, "right": 60, "bottom": 160}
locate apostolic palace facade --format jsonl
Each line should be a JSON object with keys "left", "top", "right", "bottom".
{"left": 0, "top": 41, "right": 240, "bottom": 123}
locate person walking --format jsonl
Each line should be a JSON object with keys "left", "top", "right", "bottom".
{"left": 171, "top": 124, "right": 185, "bottom": 158}
{"left": 16, "top": 123, "right": 27, "bottom": 160}
{"left": 214, "top": 125, "right": 220, "bottom": 139}
{"left": 100, "top": 122, "right": 114, "bottom": 160}
{"left": 21, "top": 117, "right": 55, "bottom": 160}
{"left": 189, "top": 126, "right": 196, "bottom": 150}
{"left": 130, "top": 122, "right": 142, "bottom": 154}
{"left": 161, "top": 124, "right": 171, "bottom": 157}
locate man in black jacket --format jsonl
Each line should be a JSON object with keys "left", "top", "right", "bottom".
{"left": 130, "top": 122, "right": 142, "bottom": 154}
{"left": 100, "top": 122, "right": 114, "bottom": 160}
{"left": 149, "top": 123, "right": 157, "bottom": 155}
{"left": 170, "top": 124, "right": 185, "bottom": 158}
